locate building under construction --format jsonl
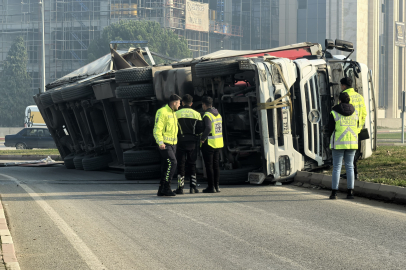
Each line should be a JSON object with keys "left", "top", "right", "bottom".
{"left": 0, "top": 0, "right": 242, "bottom": 94}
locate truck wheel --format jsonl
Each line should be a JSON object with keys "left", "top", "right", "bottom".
{"left": 16, "top": 143, "right": 26, "bottom": 150}
{"left": 115, "top": 84, "right": 154, "bottom": 99}
{"left": 61, "top": 84, "right": 94, "bottom": 102}
{"left": 123, "top": 150, "right": 160, "bottom": 166}
{"left": 82, "top": 154, "right": 113, "bottom": 171}
{"left": 64, "top": 153, "right": 75, "bottom": 169}
{"left": 47, "top": 106, "right": 64, "bottom": 130}
{"left": 218, "top": 166, "right": 260, "bottom": 185}
{"left": 39, "top": 91, "right": 54, "bottom": 108}
{"left": 115, "top": 67, "right": 153, "bottom": 84}
{"left": 124, "top": 164, "right": 161, "bottom": 180}
{"left": 73, "top": 153, "right": 86, "bottom": 170}
{"left": 51, "top": 90, "right": 64, "bottom": 104}
{"left": 195, "top": 59, "right": 240, "bottom": 78}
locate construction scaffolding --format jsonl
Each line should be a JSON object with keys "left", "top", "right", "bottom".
{"left": 0, "top": 0, "right": 242, "bottom": 93}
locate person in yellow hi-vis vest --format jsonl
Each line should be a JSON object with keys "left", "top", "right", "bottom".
{"left": 200, "top": 96, "right": 224, "bottom": 193}
{"left": 339, "top": 77, "right": 366, "bottom": 180}
{"left": 327, "top": 92, "right": 359, "bottom": 200}
{"left": 153, "top": 94, "right": 182, "bottom": 197}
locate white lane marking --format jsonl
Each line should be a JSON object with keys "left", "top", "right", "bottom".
{"left": 119, "top": 192, "right": 309, "bottom": 270}
{"left": 0, "top": 173, "right": 108, "bottom": 270}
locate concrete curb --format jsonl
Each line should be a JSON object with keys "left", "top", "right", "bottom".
{"left": 294, "top": 171, "right": 406, "bottom": 204}
{"left": 0, "top": 203, "right": 20, "bottom": 270}
{"left": 0, "top": 155, "right": 61, "bottom": 161}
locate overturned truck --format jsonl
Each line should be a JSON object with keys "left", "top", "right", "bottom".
{"left": 34, "top": 40, "right": 377, "bottom": 184}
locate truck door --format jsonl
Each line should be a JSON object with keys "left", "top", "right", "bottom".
{"left": 296, "top": 60, "right": 323, "bottom": 166}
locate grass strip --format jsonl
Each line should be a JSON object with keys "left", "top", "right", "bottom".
{"left": 0, "top": 149, "right": 60, "bottom": 156}
{"left": 323, "top": 146, "right": 406, "bottom": 187}
{"left": 377, "top": 133, "right": 405, "bottom": 140}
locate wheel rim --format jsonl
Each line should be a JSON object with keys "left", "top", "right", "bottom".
{"left": 16, "top": 143, "right": 25, "bottom": 149}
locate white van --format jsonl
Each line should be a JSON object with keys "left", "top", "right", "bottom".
{"left": 24, "top": 105, "right": 46, "bottom": 128}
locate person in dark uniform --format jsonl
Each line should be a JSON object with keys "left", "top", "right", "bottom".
{"left": 200, "top": 96, "right": 224, "bottom": 193}
{"left": 154, "top": 94, "right": 182, "bottom": 197}
{"left": 174, "top": 94, "right": 203, "bottom": 194}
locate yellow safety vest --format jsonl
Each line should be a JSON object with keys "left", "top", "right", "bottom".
{"left": 204, "top": 112, "right": 224, "bottom": 148}
{"left": 330, "top": 110, "right": 359, "bottom": 150}
{"left": 343, "top": 88, "right": 366, "bottom": 133}
{"left": 153, "top": 104, "right": 178, "bottom": 145}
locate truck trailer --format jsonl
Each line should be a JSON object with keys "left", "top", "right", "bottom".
{"left": 33, "top": 39, "right": 376, "bottom": 184}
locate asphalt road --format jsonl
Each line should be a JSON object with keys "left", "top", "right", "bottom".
{"left": 0, "top": 166, "right": 405, "bottom": 270}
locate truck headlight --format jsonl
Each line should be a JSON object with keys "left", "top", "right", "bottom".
{"left": 279, "top": 156, "right": 291, "bottom": 176}
{"left": 270, "top": 162, "right": 275, "bottom": 175}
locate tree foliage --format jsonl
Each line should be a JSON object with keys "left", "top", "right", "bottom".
{"left": 87, "top": 20, "right": 192, "bottom": 63}
{"left": 0, "top": 36, "right": 32, "bottom": 127}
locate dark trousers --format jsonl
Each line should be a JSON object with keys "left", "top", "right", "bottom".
{"left": 201, "top": 142, "right": 220, "bottom": 188}
{"left": 353, "top": 139, "right": 362, "bottom": 175}
{"left": 176, "top": 142, "right": 198, "bottom": 178}
{"left": 159, "top": 144, "right": 177, "bottom": 183}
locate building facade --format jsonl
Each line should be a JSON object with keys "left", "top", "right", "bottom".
{"left": 0, "top": 0, "right": 241, "bottom": 94}
{"left": 0, "top": 0, "right": 404, "bottom": 119}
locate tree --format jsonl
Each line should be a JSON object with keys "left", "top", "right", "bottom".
{"left": 0, "top": 36, "right": 32, "bottom": 127}
{"left": 87, "top": 20, "right": 192, "bottom": 63}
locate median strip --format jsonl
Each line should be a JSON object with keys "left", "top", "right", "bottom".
{"left": 294, "top": 171, "right": 406, "bottom": 204}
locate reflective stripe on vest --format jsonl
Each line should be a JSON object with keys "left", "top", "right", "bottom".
{"left": 204, "top": 112, "right": 224, "bottom": 149}
{"left": 330, "top": 111, "right": 359, "bottom": 150}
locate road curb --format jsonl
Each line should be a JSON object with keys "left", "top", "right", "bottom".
{"left": 0, "top": 155, "right": 60, "bottom": 161}
{"left": 294, "top": 171, "right": 406, "bottom": 204}
{"left": 0, "top": 203, "right": 20, "bottom": 270}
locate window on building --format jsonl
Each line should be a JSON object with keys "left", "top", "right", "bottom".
{"left": 298, "top": 0, "right": 307, "bottom": 9}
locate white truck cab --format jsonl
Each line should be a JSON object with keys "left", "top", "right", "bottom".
{"left": 249, "top": 46, "right": 376, "bottom": 183}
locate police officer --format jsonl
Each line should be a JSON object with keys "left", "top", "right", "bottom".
{"left": 339, "top": 77, "right": 366, "bottom": 180}
{"left": 200, "top": 96, "right": 224, "bottom": 193}
{"left": 154, "top": 94, "right": 182, "bottom": 197}
{"left": 327, "top": 92, "right": 358, "bottom": 199}
{"left": 174, "top": 94, "right": 203, "bottom": 194}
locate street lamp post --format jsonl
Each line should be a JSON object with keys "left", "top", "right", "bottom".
{"left": 39, "top": 1, "right": 46, "bottom": 92}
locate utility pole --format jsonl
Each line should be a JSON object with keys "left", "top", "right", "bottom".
{"left": 40, "top": 1, "right": 46, "bottom": 92}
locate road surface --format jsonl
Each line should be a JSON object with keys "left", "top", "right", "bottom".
{"left": 0, "top": 166, "right": 405, "bottom": 270}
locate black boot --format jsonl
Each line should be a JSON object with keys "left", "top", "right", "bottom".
{"left": 161, "top": 182, "right": 176, "bottom": 196}
{"left": 157, "top": 182, "right": 164, "bottom": 196}
{"left": 174, "top": 175, "right": 184, "bottom": 194}
{"left": 202, "top": 186, "right": 216, "bottom": 193}
{"left": 329, "top": 190, "right": 338, "bottom": 199}
{"left": 190, "top": 174, "right": 199, "bottom": 194}
{"left": 214, "top": 185, "right": 221, "bottom": 193}
{"left": 190, "top": 185, "right": 199, "bottom": 194}
{"left": 347, "top": 189, "right": 354, "bottom": 199}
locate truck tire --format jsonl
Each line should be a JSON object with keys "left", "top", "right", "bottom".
{"left": 115, "top": 84, "right": 154, "bottom": 99}
{"left": 73, "top": 153, "right": 86, "bottom": 170}
{"left": 39, "top": 91, "right": 54, "bottom": 108}
{"left": 124, "top": 164, "right": 161, "bottom": 180}
{"left": 82, "top": 154, "right": 113, "bottom": 171}
{"left": 64, "top": 153, "right": 75, "bottom": 169}
{"left": 218, "top": 167, "right": 259, "bottom": 185}
{"left": 51, "top": 90, "right": 64, "bottom": 104}
{"left": 47, "top": 107, "right": 64, "bottom": 130}
{"left": 115, "top": 67, "right": 153, "bottom": 84}
{"left": 61, "top": 84, "right": 94, "bottom": 102}
{"left": 195, "top": 59, "right": 240, "bottom": 78}
{"left": 123, "top": 150, "right": 160, "bottom": 166}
